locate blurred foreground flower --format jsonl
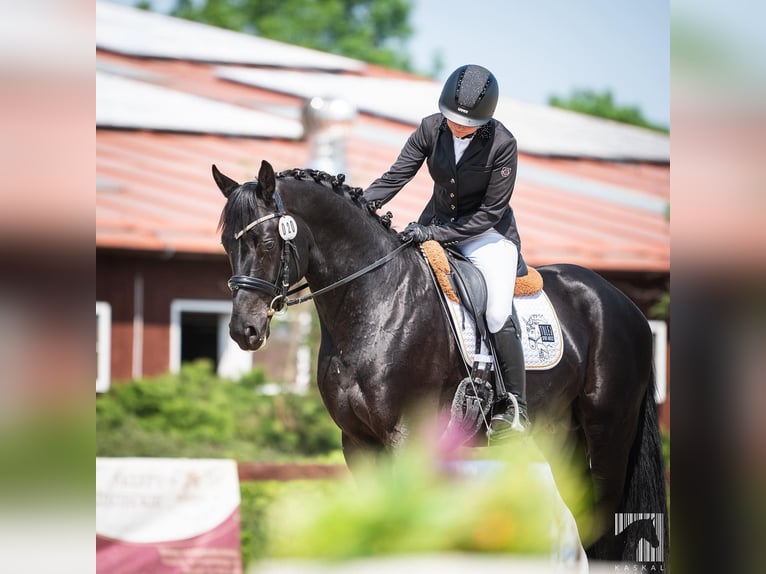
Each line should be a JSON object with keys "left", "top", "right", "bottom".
{"left": 265, "top": 425, "right": 592, "bottom": 563}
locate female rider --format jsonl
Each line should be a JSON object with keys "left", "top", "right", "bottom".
{"left": 364, "top": 64, "right": 529, "bottom": 443}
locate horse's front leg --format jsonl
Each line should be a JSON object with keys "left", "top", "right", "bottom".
{"left": 317, "top": 347, "right": 395, "bottom": 456}
{"left": 340, "top": 431, "right": 386, "bottom": 475}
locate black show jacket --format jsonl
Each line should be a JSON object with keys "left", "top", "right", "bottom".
{"left": 364, "top": 113, "right": 521, "bottom": 247}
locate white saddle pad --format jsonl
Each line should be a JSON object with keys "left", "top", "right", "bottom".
{"left": 446, "top": 290, "right": 563, "bottom": 371}
{"left": 515, "top": 291, "right": 564, "bottom": 370}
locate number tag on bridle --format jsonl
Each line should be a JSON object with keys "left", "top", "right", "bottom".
{"left": 278, "top": 216, "right": 298, "bottom": 240}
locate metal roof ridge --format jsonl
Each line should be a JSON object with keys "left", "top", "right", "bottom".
{"left": 96, "top": 71, "right": 303, "bottom": 139}
{"left": 216, "top": 67, "right": 669, "bottom": 161}
{"left": 96, "top": 1, "right": 364, "bottom": 71}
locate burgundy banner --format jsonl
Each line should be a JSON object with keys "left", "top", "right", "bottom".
{"left": 96, "top": 458, "right": 241, "bottom": 574}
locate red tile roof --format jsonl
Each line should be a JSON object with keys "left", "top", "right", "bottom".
{"left": 96, "top": 46, "right": 668, "bottom": 272}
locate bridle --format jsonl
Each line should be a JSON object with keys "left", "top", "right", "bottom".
{"left": 227, "top": 188, "right": 412, "bottom": 317}
{"left": 227, "top": 190, "right": 300, "bottom": 316}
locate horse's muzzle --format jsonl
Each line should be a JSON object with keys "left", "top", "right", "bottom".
{"left": 229, "top": 317, "right": 269, "bottom": 351}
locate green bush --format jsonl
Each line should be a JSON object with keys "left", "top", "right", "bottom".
{"left": 240, "top": 482, "right": 281, "bottom": 566}
{"left": 239, "top": 480, "right": 339, "bottom": 565}
{"left": 238, "top": 368, "right": 268, "bottom": 390}
{"left": 96, "top": 360, "right": 342, "bottom": 461}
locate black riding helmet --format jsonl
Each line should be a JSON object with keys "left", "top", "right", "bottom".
{"left": 438, "top": 64, "right": 499, "bottom": 127}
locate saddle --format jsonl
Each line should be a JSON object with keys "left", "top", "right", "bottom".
{"left": 420, "top": 240, "right": 543, "bottom": 327}
{"left": 420, "top": 240, "right": 548, "bottom": 442}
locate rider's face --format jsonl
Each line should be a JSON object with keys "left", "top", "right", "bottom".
{"left": 446, "top": 119, "right": 479, "bottom": 139}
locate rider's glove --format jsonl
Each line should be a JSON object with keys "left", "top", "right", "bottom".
{"left": 399, "top": 222, "right": 433, "bottom": 244}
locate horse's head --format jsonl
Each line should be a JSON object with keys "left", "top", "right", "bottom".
{"left": 214, "top": 160, "right": 307, "bottom": 351}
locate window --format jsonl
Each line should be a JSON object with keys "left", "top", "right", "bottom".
{"left": 169, "top": 299, "right": 252, "bottom": 379}
{"left": 648, "top": 320, "right": 668, "bottom": 403}
{"left": 96, "top": 302, "right": 112, "bottom": 393}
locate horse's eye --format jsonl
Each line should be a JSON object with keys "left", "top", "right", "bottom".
{"left": 263, "top": 239, "right": 276, "bottom": 251}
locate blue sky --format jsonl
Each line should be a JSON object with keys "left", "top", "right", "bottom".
{"left": 109, "top": 0, "right": 670, "bottom": 126}
{"left": 408, "top": 0, "right": 670, "bottom": 126}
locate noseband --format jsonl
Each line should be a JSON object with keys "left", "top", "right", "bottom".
{"left": 228, "top": 189, "right": 412, "bottom": 316}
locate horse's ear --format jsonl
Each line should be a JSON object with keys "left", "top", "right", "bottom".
{"left": 212, "top": 164, "right": 239, "bottom": 198}
{"left": 257, "top": 160, "right": 276, "bottom": 204}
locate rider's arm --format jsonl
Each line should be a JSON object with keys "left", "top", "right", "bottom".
{"left": 363, "top": 115, "right": 434, "bottom": 205}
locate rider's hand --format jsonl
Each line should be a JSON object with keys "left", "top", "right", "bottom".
{"left": 399, "top": 223, "right": 433, "bottom": 243}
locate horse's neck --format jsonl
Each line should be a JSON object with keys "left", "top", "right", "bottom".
{"left": 285, "top": 187, "right": 395, "bottom": 286}
{"left": 282, "top": 186, "right": 411, "bottom": 341}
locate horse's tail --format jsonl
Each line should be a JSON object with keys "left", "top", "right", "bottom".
{"left": 618, "top": 368, "right": 669, "bottom": 564}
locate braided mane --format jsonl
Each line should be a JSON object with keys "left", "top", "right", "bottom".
{"left": 276, "top": 168, "right": 394, "bottom": 230}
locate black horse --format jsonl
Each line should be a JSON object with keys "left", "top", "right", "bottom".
{"left": 213, "top": 160, "right": 668, "bottom": 563}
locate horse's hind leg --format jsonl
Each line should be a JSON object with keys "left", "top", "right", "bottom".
{"left": 578, "top": 382, "right": 646, "bottom": 556}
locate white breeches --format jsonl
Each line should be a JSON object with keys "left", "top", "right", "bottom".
{"left": 456, "top": 229, "right": 518, "bottom": 333}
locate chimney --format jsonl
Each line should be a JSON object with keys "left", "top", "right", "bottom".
{"left": 302, "top": 96, "right": 356, "bottom": 177}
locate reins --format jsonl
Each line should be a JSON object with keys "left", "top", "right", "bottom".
{"left": 283, "top": 240, "right": 412, "bottom": 307}
{"left": 228, "top": 189, "right": 412, "bottom": 316}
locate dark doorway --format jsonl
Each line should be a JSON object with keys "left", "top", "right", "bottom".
{"left": 181, "top": 312, "right": 218, "bottom": 365}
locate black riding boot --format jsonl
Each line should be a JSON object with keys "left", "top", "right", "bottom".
{"left": 488, "top": 313, "right": 529, "bottom": 444}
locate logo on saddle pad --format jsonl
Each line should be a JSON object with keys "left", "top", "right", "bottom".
{"left": 517, "top": 299, "right": 563, "bottom": 369}
{"left": 539, "top": 323, "right": 555, "bottom": 342}
{"left": 525, "top": 314, "right": 558, "bottom": 364}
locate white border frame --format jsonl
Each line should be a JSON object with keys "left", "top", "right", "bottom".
{"left": 96, "top": 302, "right": 112, "bottom": 393}
{"left": 648, "top": 319, "right": 667, "bottom": 403}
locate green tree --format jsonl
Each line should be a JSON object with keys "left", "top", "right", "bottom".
{"left": 168, "top": 0, "right": 415, "bottom": 71}
{"left": 548, "top": 89, "right": 668, "bottom": 133}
